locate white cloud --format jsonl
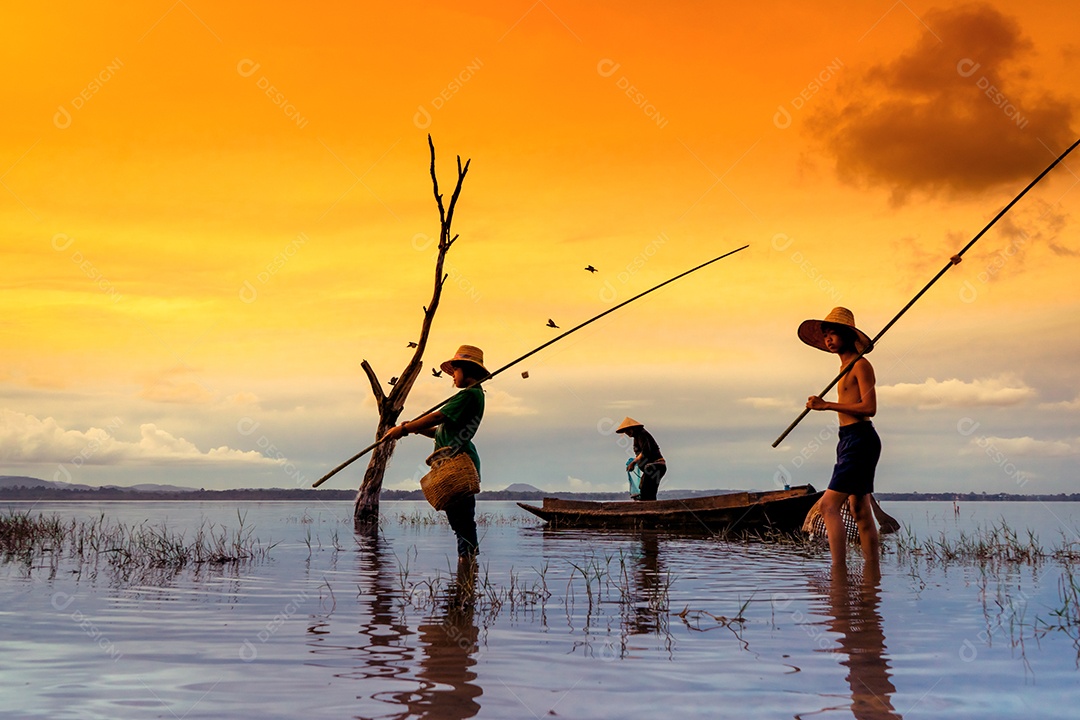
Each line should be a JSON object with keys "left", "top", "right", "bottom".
{"left": 562, "top": 475, "right": 601, "bottom": 492}
{"left": 1039, "top": 393, "right": 1080, "bottom": 411}
{"left": 963, "top": 435, "right": 1079, "bottom": 458}
{"left": 383, "top": 474, "right": 423, "bottom": 492}
{"left": 878, "top": 375, "right": 1035, "bottom": 408}
{"left": 0, "top": 409, "right": 280, "bottom": 466}
{"left": 739, "top": 397, "right": 791, "bottom": 410}
{"left": 483, "top": 389, "right": 538, "bottom": 416}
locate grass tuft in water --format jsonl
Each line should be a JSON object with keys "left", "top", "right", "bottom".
{"left": 0, "top": 509, "right": 273, "bottom": 573}
{"left": 890, "top": 520, "right": 1080, "bottom": 568}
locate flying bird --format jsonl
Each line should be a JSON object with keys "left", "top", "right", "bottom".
{"left": 521, "top": 371, "right": 530, "bottom": 379}
{"left": 431, "top": 368, "right": 442, "bottom": 378}
{"left": 585, "top": 265, "right": 597, "bottom": 273}
{"left": 546, "top": 319, "right": 559, "bottom": 329}
{"left": 406, "top": 341, "right": 418, "bottom": 348}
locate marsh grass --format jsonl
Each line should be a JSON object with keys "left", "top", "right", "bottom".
{"left": 1, "top": 509, "right": 273, "bottom": 576}
{"left": 397, "top": 557, "right": 553, "bottom": 618}
{"left": 1027, "top": 566, "right": 1080, "bottom": 658}
{"left": 390, "top": 508, "right": 530, "bottom": 527}
{"left": 391, "top": 547, "right": 680, "bottom": 647}
{"left": 891, "top": 521, "right": 1080, "bottom": 569}
{"left": 890, "top": 520, "right": 1080, "bottom": 661}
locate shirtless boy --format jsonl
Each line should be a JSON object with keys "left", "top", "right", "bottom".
{"left": 799, "top": 307, "right": 881, "bottom": 574}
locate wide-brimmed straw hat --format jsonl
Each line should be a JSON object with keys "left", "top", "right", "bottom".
{"left": 440, "top": 345, "right": 488, "bottom": 375}
{"left": 798, "top": 307, "right": 874, "bottom": 354}
{"left": 615, "top": 417, "right": 644, "bottom": 434}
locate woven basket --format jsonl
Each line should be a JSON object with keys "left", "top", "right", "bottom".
{"left": 420, "top": 447, "right": 480, "bottom": 511}
{"left": 803, "top": 497, "right": 860, "bottom": 544}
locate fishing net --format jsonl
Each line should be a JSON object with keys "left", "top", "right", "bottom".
{"left": 803, "top": 497, "right": 860, "bottom": 544}
{"left": 626, "top": 460, "right": 642, "bottom": 497}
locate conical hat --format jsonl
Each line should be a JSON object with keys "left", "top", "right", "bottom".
{"left": 615, "top": 417, "right": 643, "bottom": 434}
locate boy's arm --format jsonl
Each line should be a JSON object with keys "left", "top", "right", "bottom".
{"left": 806, "top": 358, "right": 877, "bottom": 418}
{"left": 382, "top": 411, "right": 446, "bottom": 441}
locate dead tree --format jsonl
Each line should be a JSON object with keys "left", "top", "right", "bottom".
{"left": 353, "top": 136, "right": 471, "bottom": 526}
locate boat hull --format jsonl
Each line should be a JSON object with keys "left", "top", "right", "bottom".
{"left": 517, "top": 484, "right": 821, "bottom": 533}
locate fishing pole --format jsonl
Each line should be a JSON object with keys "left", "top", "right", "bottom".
{"left": 772, "top": 137, "right": 1080, "bottom": 448}
{"left": 313, "top": 243, "right": 750, "bottom": 487}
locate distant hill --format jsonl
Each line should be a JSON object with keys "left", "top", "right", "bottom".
{"left": 1, "top": 475, "right": 94, "bottom": 491}
{"left": 118, "top": 483, "right": 199, "bottom": 493}
{"left": 0, "top": 476, "right": 195, "bottom": 493}
{"left": 501, "top": 483, "right": 544, "bottom": 493}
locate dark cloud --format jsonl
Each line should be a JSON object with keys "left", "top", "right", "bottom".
{"left": 808, "top": 3, "right": 1076, "bottom": 203}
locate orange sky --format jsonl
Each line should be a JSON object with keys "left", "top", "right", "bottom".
{"left": 2, "top": 1, "right": 1078, "bottom": 494}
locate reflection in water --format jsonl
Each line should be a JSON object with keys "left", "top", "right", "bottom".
{"left": 811, "top": 570, "right": 902, "bottom": 720}
{"left": 626, "top": 532, "right": 667, "bottom": 637}
{"left": 393, "top": 558, "right": 482, "bottom": 719}
{"left": 307, "top": 527, "right": 482, "bottom": 719}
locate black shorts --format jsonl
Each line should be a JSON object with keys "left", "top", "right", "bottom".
{"left": 828, "top": 421, "right": 881, "bottom": 495}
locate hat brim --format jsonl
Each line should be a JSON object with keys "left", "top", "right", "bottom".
{"left": 798, "top": 319, "right": 874, "bottom": 354}
{"left": 615, "top": 424, "right": 643, "bottom": 434}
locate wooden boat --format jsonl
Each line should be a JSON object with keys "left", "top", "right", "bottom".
{"left": 517, "top": 484, "right": 822, "bottom": 533}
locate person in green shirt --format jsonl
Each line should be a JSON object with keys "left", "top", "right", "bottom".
{"left": 383, "top": 345, "right": 487, "bottom": 558}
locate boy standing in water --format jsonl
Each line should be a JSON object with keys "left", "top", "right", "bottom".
{"left": 799, "top": 308, "right": 881, "bottom": 574}
{"left": 383, "top": 345, "right": 487, "bottom": 559}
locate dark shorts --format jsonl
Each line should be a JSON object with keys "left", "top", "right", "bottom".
{"left": 638, "top": 461, "right": 667, "bottom": 501}
{"left": 829, "top": 421, "right": 881, "bottom": 495}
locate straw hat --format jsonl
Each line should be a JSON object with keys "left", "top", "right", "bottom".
{"left": 440, "top": 345, "right": 488, "bottom": 375}
{"left": 615, "top": 417, "right": 644, "bottom": 434}
{"left": 798, "top": 307, "right": 873, "bottom": 354}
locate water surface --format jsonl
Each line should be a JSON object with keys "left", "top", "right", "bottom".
{"left": 2, "top": 500, "right": 1079, "bottom": 719}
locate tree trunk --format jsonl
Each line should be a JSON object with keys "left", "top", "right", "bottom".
{"left": 353, "top": 136, "right": 470, "bottom": 527}
{"left": 353, "top": 418, "right": 401, "bottom": 526}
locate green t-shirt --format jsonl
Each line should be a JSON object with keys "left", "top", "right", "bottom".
{"left": 434, "top": 386, "right": 485, "bottom": 478}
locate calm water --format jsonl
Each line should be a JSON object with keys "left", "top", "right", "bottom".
{"left": 2, "top": 499, "right": 1080, "bottom": 719}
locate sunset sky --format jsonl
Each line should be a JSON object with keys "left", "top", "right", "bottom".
{"left": 3, "top": 1, "right": 1078, "bottom": 496}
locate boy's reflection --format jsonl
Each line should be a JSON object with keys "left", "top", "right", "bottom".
{"left": 395, "top": 557, "right": 482, "bottom": 719}
{"left": 344, "top": 528, "right": 481, "bottom": 719}
{"left": 814, "top": 570, "right": 902, "bottom": 720}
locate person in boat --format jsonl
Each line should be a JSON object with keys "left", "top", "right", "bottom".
{"left": 382, "top": 345, "right": 487, "bottom": 559}
{"left": 615, "top": 417, "right": 666, "bottom": 501}
{"left": 799, "top": 307, "right": 881, "bottom": 574}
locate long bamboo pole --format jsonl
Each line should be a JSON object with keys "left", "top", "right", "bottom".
{"left": 772, "top": 137, "right": 1080, "bottom": 448}
{"left": 314, "top": 244, "right": 750, "bottom": 487}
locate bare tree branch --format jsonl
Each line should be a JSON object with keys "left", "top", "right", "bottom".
{"left": 359, "top": 360, "right": 385, "bottom": 404}
{"left": 354, "top": 136, "right": 473, "bottom": 525}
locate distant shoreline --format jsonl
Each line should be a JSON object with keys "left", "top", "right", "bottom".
{"left": 1, "top": 486, "right": 1078, "bottom": 503}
